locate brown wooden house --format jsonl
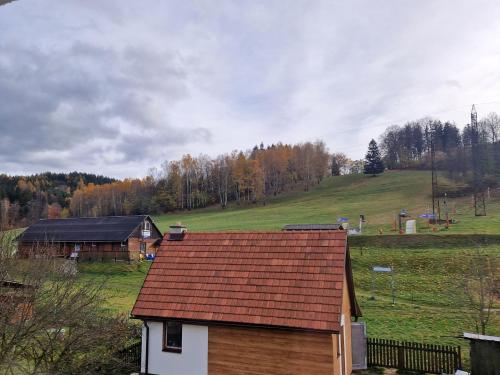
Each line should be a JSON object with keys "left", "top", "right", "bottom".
{"left": 18, "top": 215, "right": 162, "bottom": 261}
{"left": 132, "top": 227, "right": 361, "bottom": 375}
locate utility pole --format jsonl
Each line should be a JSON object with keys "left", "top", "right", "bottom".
{"left": 471, "top": 104, "right": 486, "bottom": 216}
{"left": 427, "top": 124, "right": 440, "bottom": 222}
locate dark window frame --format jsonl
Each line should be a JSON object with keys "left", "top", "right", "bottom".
{"left": 162, "top": 321, "right": 182, "bottom": 353}
{"left": 140, "top": 242, "right": 146, "bottom": 253}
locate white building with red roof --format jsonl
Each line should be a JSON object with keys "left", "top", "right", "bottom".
{"left": 132, "top": 225, "right": 361, "bottom": 375}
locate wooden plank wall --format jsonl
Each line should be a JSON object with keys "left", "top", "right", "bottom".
{"left": 208, "top": 326, "right": 334, "bottom": 375}
{"left": 341, "top": 274, "right": 353, "bottom": 375}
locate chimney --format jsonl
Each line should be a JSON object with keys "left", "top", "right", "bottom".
{"left": 168, "top": 225, "right": 187, "bottom": 241}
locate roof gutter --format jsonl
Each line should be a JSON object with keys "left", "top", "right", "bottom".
{"left": 345, "top": 244, "right": 362, "bottom": 318}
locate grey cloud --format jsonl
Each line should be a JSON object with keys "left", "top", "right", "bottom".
{"left": 1, "top": 0, "right": 500, "bottom": 178}
{"left": 0, "top": 38, "right": 210, "bottom": 174}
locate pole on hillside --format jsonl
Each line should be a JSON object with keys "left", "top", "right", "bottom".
{"left": 471, "top": 104, "right": 486, "bottom": 216}
{"left": 428, "top": 124, "right": 440, "bottom": 222}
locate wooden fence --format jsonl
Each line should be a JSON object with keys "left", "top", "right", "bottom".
{"left": 367, "top": 338, "right": 462, "bottom": 374}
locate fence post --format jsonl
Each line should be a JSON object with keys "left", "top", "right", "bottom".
{"left": 397, "top": 344, "right": 405, "bottom": 370}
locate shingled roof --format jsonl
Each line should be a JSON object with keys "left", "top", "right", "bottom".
{"left": 283, "top": 223, "right": 344, "bottom": 231}
{"left": 20, "top": 215, "right": 159, "bottom": 243}
{"left": 132, "top": 230, "right": 360, "bottom": 332}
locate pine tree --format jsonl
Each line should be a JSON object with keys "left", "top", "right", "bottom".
{"left": 331, "top": 157, "right": 340, "bottom": 176}
{"left": 364, "top": 139, "right": 385, "bottom": 176}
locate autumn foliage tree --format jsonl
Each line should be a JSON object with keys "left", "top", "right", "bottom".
{"left": 68, "top": 141, "right": 332, "bottom": 217}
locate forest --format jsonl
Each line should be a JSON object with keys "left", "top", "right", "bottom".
{"left": 0, "top": 172, "right": 115, "bottom": 228}
{"left": 69, "top": 141, "right": 331, "bottom": 218}
{"left": 377, "top": 113, "right": 500, "bottom": 189}
{"left": 1, "top": 111, "right": 499, "bottom": 228}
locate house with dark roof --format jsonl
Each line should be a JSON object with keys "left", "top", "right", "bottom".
{"left": 18, "top": 215, "right": 162, "bottom": 261}
{"left": 132, "top": 226, "right": 361, "bottom": 375}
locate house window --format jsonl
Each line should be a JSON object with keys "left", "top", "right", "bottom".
{"left": 140, "top": 242, "right": 146, "bottom": 253}
{"left": 120, "top": 242, "right": 127, "bottom": 252}
{"left": 142, "top": 221, "right": 152, "bottom": 239}
{"left": 74, "top": 244, "right": 81, "bottom": 252}
{"left": 163, "top": 321, "right": 182, "bottom": 353}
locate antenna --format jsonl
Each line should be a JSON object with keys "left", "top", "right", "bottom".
{"left": 471, "top": 104, "right": 486, "bottom": 216}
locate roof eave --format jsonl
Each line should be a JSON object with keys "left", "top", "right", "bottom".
{"left": 345, "top": 243, "right": 362, "bottom": 318}
{"left": 129, "top": 314, "right": 340, "bottom": 334}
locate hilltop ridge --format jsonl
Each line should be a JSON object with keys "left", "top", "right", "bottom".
{"left": 154, "top": 170, "right": 500, "bottom": 235}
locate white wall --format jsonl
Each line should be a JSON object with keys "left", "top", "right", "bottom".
{"left": 141, "top": 321, "right": 208, "bottom": 375}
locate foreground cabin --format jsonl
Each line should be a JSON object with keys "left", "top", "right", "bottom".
{"left": 18, "top": 215, "right": 162, "bottom": 261}
{"left": 132, "top": 227, "right": 361, "bottom": 375}
{"left": 463, "top": 332, "right": 500, "bottom": 375}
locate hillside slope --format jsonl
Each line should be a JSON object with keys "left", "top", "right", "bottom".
{"left": 154, "top": 170, "right": 500, "bottom": 235}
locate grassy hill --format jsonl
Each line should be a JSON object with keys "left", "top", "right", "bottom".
{"left": 153, "top": 170, "right": 500, "bottom": 235}
{"left": 77, "top": 170, "right": 500, "bottom": 368}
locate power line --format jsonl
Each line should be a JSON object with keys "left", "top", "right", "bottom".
{"left": 333, "top": 100, "right": 500, "bottom": 138}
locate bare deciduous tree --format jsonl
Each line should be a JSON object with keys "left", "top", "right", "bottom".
{"left": 0, "top": 233, "right": 138, "bottom": 374}
{"left": 456, "top": 248, "right": 499, "bottom": 335}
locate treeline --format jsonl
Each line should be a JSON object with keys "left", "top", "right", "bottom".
{"left": 70, "top": 142, "right": 332, "bottom": 217}
{"left": 0, "top": 172, "right": 115, "bottom": 229}
{"left": 5, "top": 110, "right": 499, "bottom": 226}
{"left": 378, "top": 112, "right": 500, "bottom": 188}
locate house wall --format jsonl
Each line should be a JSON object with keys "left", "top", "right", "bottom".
{"left": 128, "top": 237, "right": 159, "bottom": 259}
{"left": 330, "top": 274, "right": 354, "bottom": 375}
{"left": 342, "top": 273, "right": 353, "bottom": 375}
{"left": 141, "top": 321, "right": 208, "bottom": 375}
{"left": 208, "top": 326, "right": 334, "bottom": 375}
{"left": 17, "top": 242, "right": 66, "bottom": 258}
{"left": 18, "top": 240, "right": 152, "bottom": 261}
{"left": 332, "top": 332, "right": 340, "bottom": 375}
{"left": 470, "top": 340, "right": 500, "bottom": 375}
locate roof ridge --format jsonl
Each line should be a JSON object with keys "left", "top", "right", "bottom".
{"left": 37, "top": 214, "right": 148, "bottom": 221}
{"left": 181, "top": 231, "right": 347, "bottom": 235}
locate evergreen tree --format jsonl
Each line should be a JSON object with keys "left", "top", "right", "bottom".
{"left": 364, "top": 139, "right": 385, "bottom": 176}
{"left": 331, "top": 157, "right": 340, "bottom": 176}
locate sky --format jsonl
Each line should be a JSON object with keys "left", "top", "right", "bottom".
{"left": 1, "top": 0, "right": 500, "bottom": 178}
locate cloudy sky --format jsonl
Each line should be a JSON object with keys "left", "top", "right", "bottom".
{"left": 1, "top": 0, "right": 500, "bottom": 178}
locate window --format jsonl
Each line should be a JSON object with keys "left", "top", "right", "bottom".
{"left": 163, "top": 321, "right": 182, "bottom": 353}
{"left": 120, "top": 242, "right": 127, "bottom": 252}
{"left": 142, "top": 221, "right": 152, "bottom": 239}
{"left": 140, "top": 242, "right": 146, "bottom": 253}
{"left": 74, "top": 244, "right": 81, "bottom": 252}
